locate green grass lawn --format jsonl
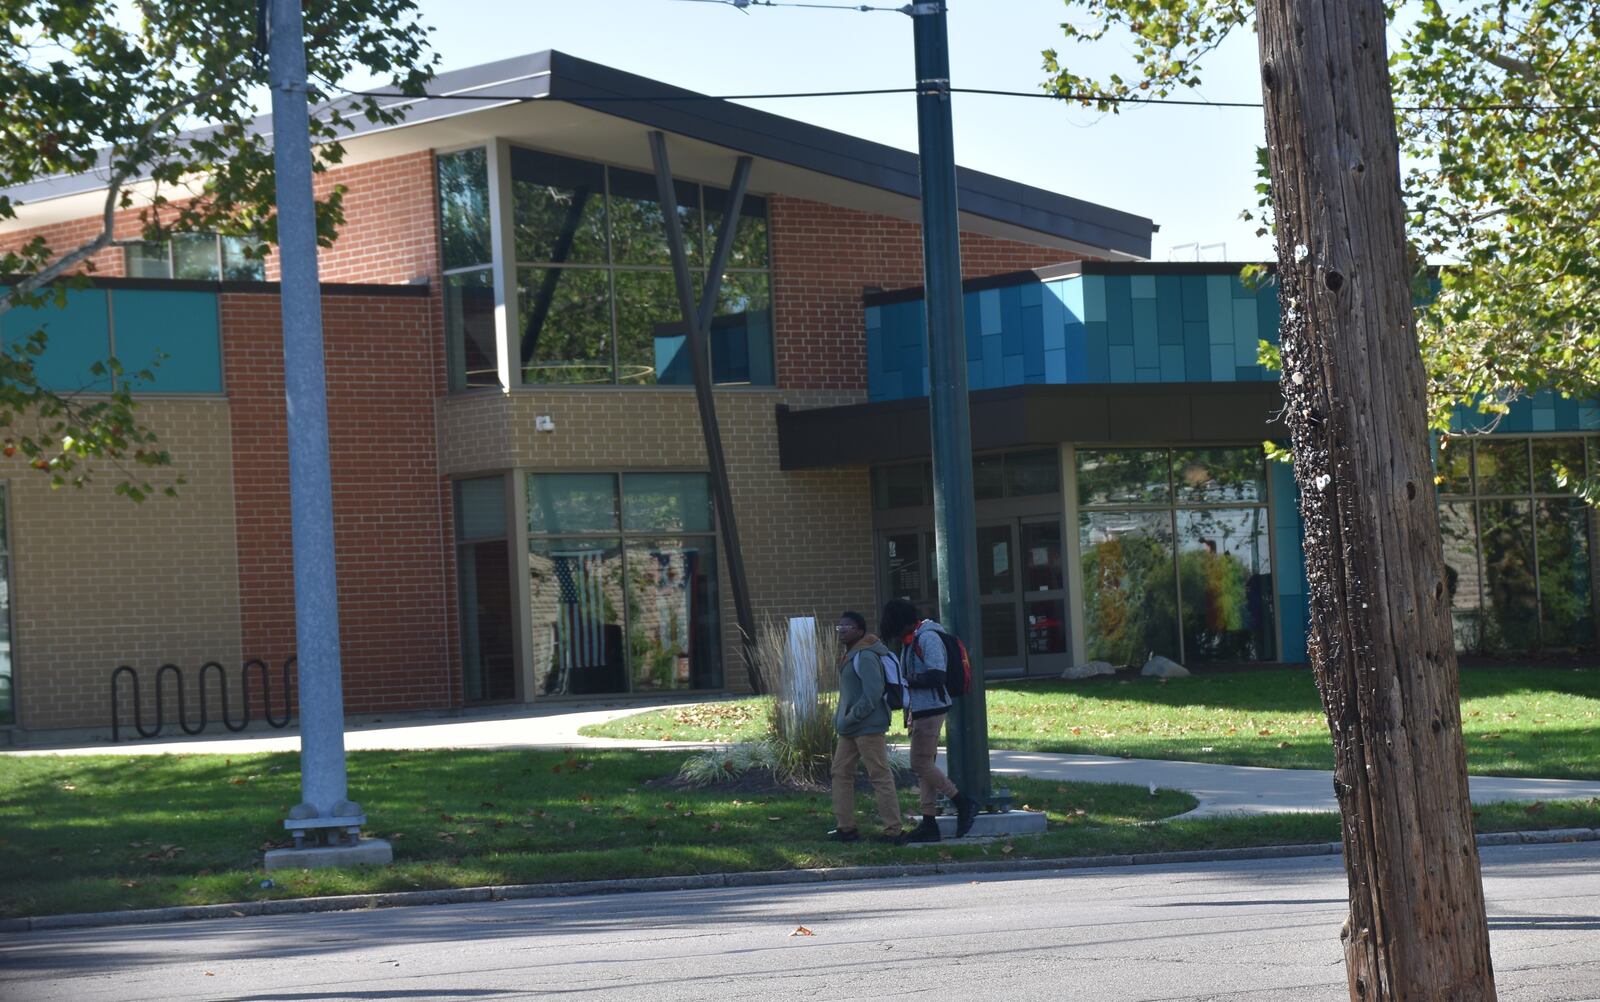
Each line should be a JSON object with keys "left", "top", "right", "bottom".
{"left": 3, "top": 747, "right": 1595, "bottom": 920}
{"left": 581, "top": 667, "right": 1600, "bottom": 779}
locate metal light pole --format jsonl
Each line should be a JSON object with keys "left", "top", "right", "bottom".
{"left": 907, "top": 1, "right": 992, "bottom": 807}
{"left": 264, "top": 0, "right": 382, "bottom": 862}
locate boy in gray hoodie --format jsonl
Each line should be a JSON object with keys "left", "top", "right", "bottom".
{"left": 828, "top": 611, "right": 905, "bottom": 844}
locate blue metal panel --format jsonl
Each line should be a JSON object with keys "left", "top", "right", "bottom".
{"left": 979, "top": 287, "right": 1002, "bottom": 335}
{"left": 1052, "top": 277, "right": 1085, "bottom": 324}
{"left": 1109, "top": 344, "right": 1136, "bottom": 382}
{"left": 2, "top": 288, "right": 113, "bottom": 392}
{"left": 1207, "top": 275, "right": 1234, "bottom": 344}
{"left": 865, "top": 305, "right": 881, "bottom": 330}
{"left": 1210, "top": 344, "right": 1235, "bottom": 382}
{"left": 968, "top": 359, "right": 984, "bottom": 389}
{"left": 1065, "top": 323, "right": 1089, "bottom": 382}
{"left": 982, "top": 332, "right": 1002, "bottom": 386}
{"left": 901, "top": 367, "right": 921, "bottom": 399}
{"left": 1131, "top": 298, "right": 1159, "bottom": 367}
{"left": 866, "top": 328, "right": 883, "bottom": 398}
{"left": 1003, "top": 353, "right": 1025, "bottom": 386}
{"left": 1232, "top": 298, "right": 1259, "bottom": 365}
{"left": 1236, "top": 365, "right": 1263, "bottom": 382}
{"left": 1020, "top": 281, "right": 1042, "bottom": 308}
{"left": 1130, "top": 274, "right": 1156, "bottom": 299}
{"left": 1105, "top": 274, "right": 1133, "bottom": 346}
{"left": 964, "top": 294, "right": 983, "bottom": 361}
{"left": 1183, "top": 323, "right": 1210, "bottom": 380}
{"left": 1533, "top": 403, "right": 1557, "bottom": 431}
{"left": 1000, "top": 284, "right": 1024, "bottom": 356}
{"left": 1022, "top": 305, "right": 1045, "bottom": 377}
{"left": 1135, "top": 367, "right": 1161, "bottom": 383}
{"left": 1180, "top": 274, "right": 1208, "bottom": 322}
{"left": 1045, "top": 348, "right": 1066, "bottom": 383}
{"left": 1159, "top": 344, "right": 1186, "bottom": 382}
{"left": 1156, "top": 277, "right": 1184, "bottom": 345}
{"left": 1042, "top": 293, "right": 1066, "bottom": 352}
{"left": 1083, "top": 275, "right": 1106, "bottom": 322}
{"left": 1499, "top": 399, "right": 1533, "bottom": 432}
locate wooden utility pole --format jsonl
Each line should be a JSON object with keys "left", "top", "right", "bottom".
{"left": 1255, "top": 2, "right": 1497, "bottom": 998}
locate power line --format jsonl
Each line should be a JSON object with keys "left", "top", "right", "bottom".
{"left": 332, "top": 83, "right": 1600, "bottom": 114}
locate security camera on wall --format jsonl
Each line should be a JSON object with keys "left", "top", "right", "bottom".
{"left": 534, "top": 415, "right": 555, "bottom": 433}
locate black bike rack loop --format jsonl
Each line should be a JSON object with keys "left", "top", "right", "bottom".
{"left": 110, "top": 657, "right": 296, "bottom": 742}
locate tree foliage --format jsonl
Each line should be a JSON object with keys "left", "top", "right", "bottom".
{"left": 0, "top": 0, "right": 435, "bottom": 497}
{"left": 1044, "top": 0, "right": 1600, "bottom": 435}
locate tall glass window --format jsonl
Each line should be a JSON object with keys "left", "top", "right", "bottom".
{"left": 454, "top": 477, "right": 516, "bottom": 702}
{"left": 1076, "top": 446, "right": 1276, "bottom": 665}
{"left": 1437, "top": 436, "right": 1596, "bottom": 652}
{"left": 511, "top": 147, "right": 773, "bottom": 388}
{"left": 527, "top": 473, "right": 721, "bottom": 695}
{"left": 438, "top": 147, "right": 500, "bottom": 390}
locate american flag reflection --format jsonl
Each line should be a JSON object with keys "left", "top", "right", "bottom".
{"left": 555, "top": 550, "right": 607, "bottom": 669}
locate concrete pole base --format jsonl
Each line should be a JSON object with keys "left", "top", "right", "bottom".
{"left": 935, "top": 809, "right": 1047, "bottom": 839}
{"left": 264, "top": 838, "right": 393, "bottom": 872}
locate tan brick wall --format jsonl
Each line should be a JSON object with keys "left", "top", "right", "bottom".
{"left": 6, "top": 399, "right": 242, "bottom": 731}
{"left": 439, "top": 387, "right": 874, "bottom": 695}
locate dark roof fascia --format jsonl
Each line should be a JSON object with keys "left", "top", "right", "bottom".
{"left": 0, "top": 275, "right": 431, "bottom": 297}
{"left": 4, "top": 50, "right": 1153, "bottom": 259}
{"left": 538, "top": 52, "right": 1153, "bottom": 258}
{"left": 776, "top": 381, "right": 1287, "bottom": 470}
{"left": 863, "top": 261, "right": 1279, "bottom": 307}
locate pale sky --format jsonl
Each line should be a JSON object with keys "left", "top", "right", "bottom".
{"left": 408, "top": 0, "right": 1275, "bottom": 261}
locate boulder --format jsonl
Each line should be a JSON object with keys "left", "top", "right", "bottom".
{"left": 1062, "top": 660, "right": 1117, "bottom": 681}
{"left": 1141, "top": 655, "right": 1190, "bottom": 678}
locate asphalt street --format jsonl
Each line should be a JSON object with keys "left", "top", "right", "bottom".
{"left": 2, "top": 842, "right": 1597, "bottom": 1002}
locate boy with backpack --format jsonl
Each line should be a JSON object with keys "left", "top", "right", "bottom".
{"left": 879, "top": 598, "right": 980, "bottom": 842}
{"left": 828, "top": 611, "right": 906, "bottom": 844}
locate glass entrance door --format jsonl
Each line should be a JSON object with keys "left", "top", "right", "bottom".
{"left": 883, "top": 517, "right": 1069, "bottom": 679}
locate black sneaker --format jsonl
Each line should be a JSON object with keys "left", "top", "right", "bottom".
{"left": 874, "top": 831, "right": 908, "bottom": 846}
{"left": 955, "top": 794, "right": 980, "bottom": 838}
{"left": 826, "top": 827, "right": 860, "bottom": 843}
{"left": 905, "top": 817, "right": 942, "bottom": 843}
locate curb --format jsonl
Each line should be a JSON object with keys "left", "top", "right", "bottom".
{"left": 3, "top": 827, "right": 1595, "bottom": 934}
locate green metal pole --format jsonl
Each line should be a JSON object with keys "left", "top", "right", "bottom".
{"left": 908, "top": 1, "right": 992, "bottom": 806}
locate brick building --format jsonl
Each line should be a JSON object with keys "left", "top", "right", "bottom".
{"left": 2, "top": 51, "right": 1592, "bottom": 740}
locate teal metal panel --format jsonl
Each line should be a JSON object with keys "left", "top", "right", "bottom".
{"left": 1132, "top": 298, "right": 1159, "bottom": 367}
{"left": 1183, "top": 322, "right": 1210, "bottom": 380}
{"left": 1555, "top": 394, "right": 1580, "bottom": 429}
{"left": 1135, "top": 367, "right": 1160, "bottom": 383}
{"left": 1130, "top": 274, "right": 1156, "bottom": 299}
{"left": 1020, "top": 281, "right": 1042, "bottom": 308}
{"left": 1000, "top": 284, "right": 1024, "bottom": 355}
{"left": 1045, "top": 348, "right": 1066, "bottom": 383}
{"left": 1581, "top": 402, "right": 1600, "bottom": 430}
{"left": 1108, "top": 344, "right": 1136, "bottom": 381}
{"left": 1270, "top": 459, "right": 1310, "bottom": 663}
{"left": 1256, "top": 281, "right": 1282, "bottom": 348}
{"left": 1210, "top": 344, "right": 1235, "bottom": 382}
{"left": 1083, "top": 275, "right": 1106, "bottom": 322}
{"left": 111, "top": 289, "right": 222, "bottom": 393}
{"left": 1, "top": 288, "right": 112, "bottom": 392}
{"left": 1066, "top": 322, "right": 1088, "bottom": 381}
{"left": 1105, "top": 275, "right": 1133, "bottom": 346}
{"left": 1206, "top": 275, "right": 1233, "bottom": 344}
{"left": 1156, "top": 276, "right": 1184, "bottom": 346}
{"left": 982, "top": 332, "right": 1002, "bottom": 385}
{"left": 1003, "top": 353, "right": 1025, "bottom": 385}
{"left": 964, "top": 294, "right": 983, "bottom": 362}
{"left": 1159, "top": 344, "right": 1186, "bottom": 382}
{"left": 1042, "top": 291, "right": 1065, "bottom": 351}
{"left": 1022, "top": 305, "right": 1045, "bottom": 378}
{"left": 1180, "top": 274, "right": 1208, "bottom": 322}
{"left": 1053, "top": 277, "right": 1085, "bottom": 323}
{"left": 1085, "top": 322, "right": 1110, "bottom": 381}
{"left": 865, "top": 305, "right": 881, "bottom": 330}
{"left": 1232, "top": 298, "right": 1259, "bottom": 365}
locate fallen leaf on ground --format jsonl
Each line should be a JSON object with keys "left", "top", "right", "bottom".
{"left": 790, "top": 926, "right": 815, "bottom": 937}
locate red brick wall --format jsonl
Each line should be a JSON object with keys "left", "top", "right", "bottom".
{"left": 768, "top": 195, "right": 1084, "bottom": 392}
{"left": 221, "top": 289, "right": 455, "bottom": 715}
{"left": 1, "top": 151, "right": 438, "bottom": 285}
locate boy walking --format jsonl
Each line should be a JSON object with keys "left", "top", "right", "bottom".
{"left": 879, "top": 598, "right": 979, "bottom": 842}
{"left": 828, "top": 611, "right": 905, "bottom": 844}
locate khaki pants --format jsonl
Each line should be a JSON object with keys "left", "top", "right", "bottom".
{"left": 909, "top": 712, "right": 959, "bottom": 815}
{"left": 831, "top": 733, "right": 903, "bottom": 835}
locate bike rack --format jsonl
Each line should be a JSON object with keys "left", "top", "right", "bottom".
{"left": 110, "top": 657, "right": 295, "bottom": 742}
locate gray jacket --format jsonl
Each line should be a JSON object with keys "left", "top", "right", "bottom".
{"left": 903, "top": 620, "right": 954, "bottom": 718}
{"left": 834, "top": 636, "right": 893, "bottom": 737}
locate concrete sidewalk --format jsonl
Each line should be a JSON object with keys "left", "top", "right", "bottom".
{"left": 9, "top": 701, "right": 1600, "bottom": 819}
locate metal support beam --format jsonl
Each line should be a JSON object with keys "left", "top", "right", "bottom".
{"left": 647, "top": 132, "right": 762, "bottom": 694}
{"left": 908, "top": 1, "right": 992, "bottom": 805}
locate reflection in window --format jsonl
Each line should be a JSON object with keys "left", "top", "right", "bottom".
{"left": 1437, "top": 435, "right": 1596, "bottom": 652}
{"left": 1176, "top": 508, "right": 1273, "bottom": 662}
{"left": 1076, "top": 446, "right": 1274, "bottom": 665}
{"left": 1079, "top": 510, "right": 1178, "bottom": 664}
{"left": 445, "top": 270, "right": 498, "bottom": 390}
{"left": 527, "top": 474, "right": 721, "bottom": 695}
{"left": 455, "top": 477, "right": 515, "bottom": 703}
{"left": 518, "top": 268, "right": 613, "bottom": 385}
{"left": 981, "top": 602, "right": 1019, "bottom": 659}
{"left": 124, "top": 234, "right": 264, "bottom": 281}
{"left": 506, "top": 146, "right": 772, "bottom": 386}
{"left": 439, "top": 148, "right": 492, "bottom": 270}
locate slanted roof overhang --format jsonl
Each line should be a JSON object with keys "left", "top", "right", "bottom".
{"left": 3, "top": 51, "right": 1154, "bottom": 259}
{"left": 775, "top": 382, "right": 1287, "bottom": 470}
